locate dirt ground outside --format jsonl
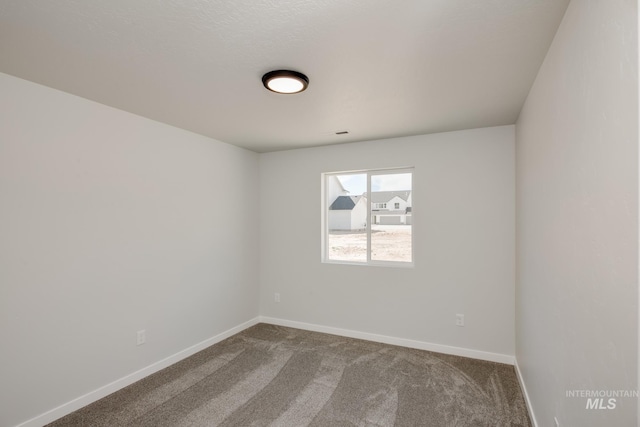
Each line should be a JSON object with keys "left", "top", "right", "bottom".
{"left": 328, "top": 225, "right": 412, "bottom": 263}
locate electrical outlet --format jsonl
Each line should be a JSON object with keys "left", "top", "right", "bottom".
{"left": 274, "top": 293, "right": 280, "bottom": 303}
{"left": 136, "top": 330, "right": 146, "bottom": 346}
{"left": 456, "top": 314, "right": 464, "bottom": 327}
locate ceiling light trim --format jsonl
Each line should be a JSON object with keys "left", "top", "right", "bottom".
{"left": 262, "top": 70, "right": 309, "bottom": 94}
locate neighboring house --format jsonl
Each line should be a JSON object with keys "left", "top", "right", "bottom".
{"left": 369, "top": 190, "right": 412, "bottom": 225}
{"left": 327, "top": 180, "right": 412, "bottom": 229}
{"left": 327, "top": 175, "right": 349, "bottom": 207}
{"left": 326, "top": 175, "right": 366, "bottom": 231}
{"left": 328, "top": 195, "right": 367, "bottom": 231}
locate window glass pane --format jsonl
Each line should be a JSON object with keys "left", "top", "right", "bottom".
{"left": 327, "top": 173, "right": 367, "bottom": 262}
{"left": 370, "top": 173, "right": 412, "bottom": 262}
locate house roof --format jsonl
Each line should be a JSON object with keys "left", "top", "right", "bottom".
{"left": 367, "top": 191, "right": 411, "bottom": 204}
{"left": 329, "top": 196, "right": 363, "bottom": 211}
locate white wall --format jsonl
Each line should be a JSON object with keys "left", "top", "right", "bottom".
{"left": 259, "top": 126, "right": 515, "bottom": 360}
{"left": 328, "top": 210, "right": 353, "bottom": 231}
{"left": 515, "top": 0, "right": 638, "bottom": 425}
{"left": 350, "top": 200, "right": 367, "bottom": 231}
{"left": 327, "top": 175, "right": 347, "bottom": 207}
{"left": 0, "top": 73, "right": 260, "bottom": 427}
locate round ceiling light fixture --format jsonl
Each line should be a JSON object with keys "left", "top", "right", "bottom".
{"left": 262, "top": 70, "right": 309, "bottom": 94}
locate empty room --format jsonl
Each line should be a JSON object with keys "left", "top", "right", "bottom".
{"left": 0, "top": 1, "right": 638, "bottom": 426}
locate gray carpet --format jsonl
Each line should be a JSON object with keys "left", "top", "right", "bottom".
{"left": 47, "top": 324, "right": 531, "bottom": 426}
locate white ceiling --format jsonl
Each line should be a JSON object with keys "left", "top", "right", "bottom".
{"left": 0, "top": 0, "right": 570, "bottom": 153}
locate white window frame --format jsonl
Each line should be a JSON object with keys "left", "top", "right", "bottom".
{"left": 321, "top": 167, "right": 414, "bottom": 267}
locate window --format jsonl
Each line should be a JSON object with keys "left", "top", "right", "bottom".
{"left": 323, "top": 168, "right": 413, "bottom": 266}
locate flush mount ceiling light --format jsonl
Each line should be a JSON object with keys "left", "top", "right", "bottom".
{"left": 262, "top": 70, "right": 309, "bottom": 94}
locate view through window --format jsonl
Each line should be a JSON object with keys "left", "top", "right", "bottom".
{"left": 324, "top": 168, "right": 413, "bottom": 265}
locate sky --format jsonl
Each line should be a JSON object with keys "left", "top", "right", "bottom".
{"left": 338, "top": 173, "right": 411, "bottom": 195}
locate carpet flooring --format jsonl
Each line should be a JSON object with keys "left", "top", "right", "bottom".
{"left": 47, "top": 324, "right": 531, "bottom": 426}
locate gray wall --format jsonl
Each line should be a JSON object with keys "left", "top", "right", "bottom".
{"left": 259, "top": 126, "right": 516, "bottom": 360}
{"left": 515, "top": 0, "right": 638, "bottom": 425}
{"left": 0, "top": 73, "right": 260, "bottom": 427}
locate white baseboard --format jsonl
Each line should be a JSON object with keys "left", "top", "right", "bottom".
{"left": 259, "top": 316, "right": 515, "bottom": 365}
{"left": 15, "top": 317, "right": 261, "bottom": 427}
{"left": 17, "top": 316, "right": 517, "bottom": 427}
{"left": 514, "top": 358, "right": 538, "bottom": 427}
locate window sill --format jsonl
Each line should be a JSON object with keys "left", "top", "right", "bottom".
{"left": 321, "top": 259, "right": 414, "bottom": 268}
